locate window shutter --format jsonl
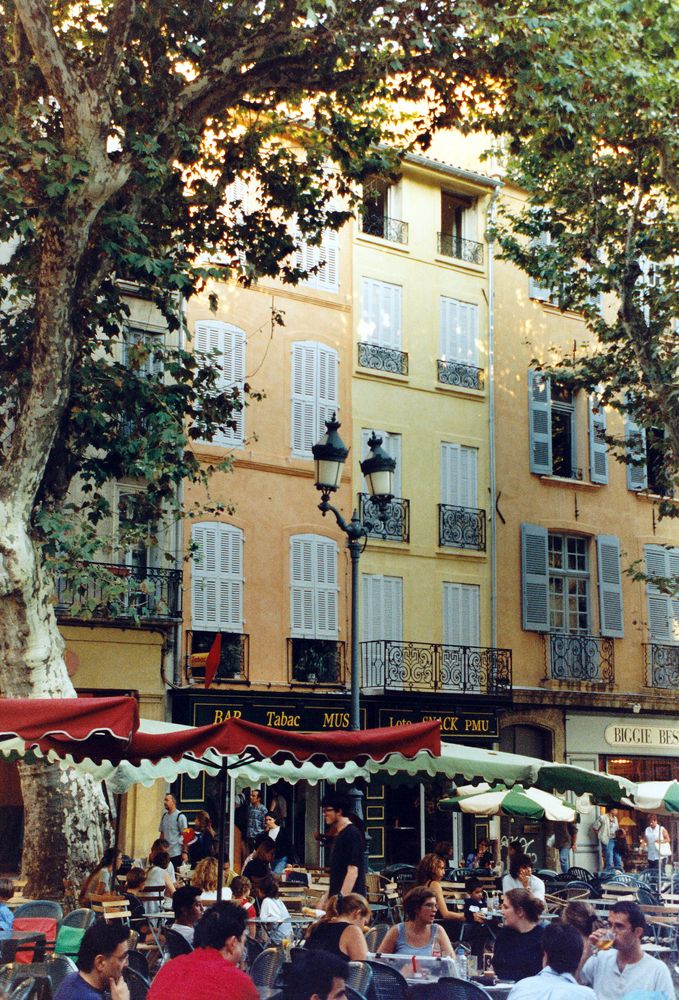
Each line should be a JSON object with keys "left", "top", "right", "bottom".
{"left": 315, "top": 536, "right": 339, "bottom": 639}
{"left": 361, "top": 574, "right": 378, "bottom": 642}
{"left": 441, "top": 443, "right": 476, "bottom": 507}
{"left": 459, "top": 446, "right": 477, "bottom": 508}
{"left": 529, "top": 232, "right": 552, "bottom": 301}
{"left": 459, "top": 302, "right": 479, "bottom": 366}
{"left": 362, "top": 574, "right": 402, "bottom": 641}
{"left": 443, "top": 583, "right": 480, "bottom": 646}
{"left": 290, "top": 534, "right": 337, "bottom": 639}
{"left": 291, "top": 342, "right": 317, "bottom": 456}
{"left": 294, "top": 229, "right": 339, "bottom": 292}
{"left": 383, "top": 576, "right": 403, "bottom": 642}
{"left": 588, "top": 395, "right": 608, "bottom": 484}
{"left": 440, "top": 298, "right": 478, "bottom": 365}
{"left": 194, "top": 321, "right": 246, "bottom": 448}
{"left": 521, "top": 523, "right": 550, "bottom": 631}
{"left": 645, "top": 546, "right": 679, "bottom": 644}
{"left": 624, "top": 415, "right": 648, "bottom": 490}
{"left": 439, "top": 297, "right": 458, "bottom": 361}
{"left": 596, "top": 535, "right": 624, "bottom": 638}
{"left": 317, "top": 344, "right": 339, "bottom": 441}
{"left": 362, "top": 278, "right": 401, "bottom": 348}
{"left": 528, "top": 369, "right": 553, "bottom": 475}
{"left": 192, "top": 523, "right": 243, "bottom": 632}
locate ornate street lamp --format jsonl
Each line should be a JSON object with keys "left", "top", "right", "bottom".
{"left": 312, "top": 415, "right": 396, "bottom": 735}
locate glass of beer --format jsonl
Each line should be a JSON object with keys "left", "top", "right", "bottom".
{"left": 598, "top": 929, "right": 615, "bottom": 950}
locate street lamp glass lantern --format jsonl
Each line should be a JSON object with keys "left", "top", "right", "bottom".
{"left": 360, "top": 431, "right": 396, "bottom": 502}
{"left": 312, "top": 413, "right": 349, "bottom": 494}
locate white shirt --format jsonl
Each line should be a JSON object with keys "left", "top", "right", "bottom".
{"left": 580, "top": 947, "right": 674, "bottom": 1000}
{"left": 644, "top": 824, "right": 667, "bottom": 862}
{"left": 508, "top": 966, "right": 596, "bottom": 1000}
{"left": 171, "top": 922, "right": 195, "bottom": 946}
{"left": 259, "top": 896, "right": 292, "bottom": 945}
{"left": 502, "top": 874, "right": 546, "bottom": 900}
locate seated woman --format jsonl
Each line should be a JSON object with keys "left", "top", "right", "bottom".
{"left": 78, "top": 847, "right": 122, "bottom": 905}
{"left": 305, "top": 893, "right": 371, "bottom": 961}
{"left": 414, "top": 853, "right": 465, "bottom": 935}
{"left": 231, "top": 876, "right": 257, "bottom": 937}
{"left": 148, "top": 838, "right": 176, "bottom": 883}
{"left": 492, "top": 889, "right": 544, "bottom": 982}
{"left": 121, "top": 867, "right": 147, "bottom": 923}
{"left": 242, "top": 839, "right": 275, "bottom": 882}
{"left": 380, "top": 887, "right": 454, "bottom": 958}
{"left": 191, "top": 857, "right": 232, "bottom": 901}
{"left": 144, "top": 850, "right": 175, "bottom": 913}
{"left": 501, "top": 853, "right": 545, "bottom": 900}
{"left": 257, "top": 875, "right": 293, "bottom": 946}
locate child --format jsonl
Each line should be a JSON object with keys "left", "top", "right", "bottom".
{"left": 0, "top": 878, "right": 14, "bottom": 940}
{"left": 463, "top": 876, "right": 491, "bottom": 959}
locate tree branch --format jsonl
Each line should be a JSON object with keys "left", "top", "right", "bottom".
{"left": 94, "top": 0, "right": 137, "bottom": 98}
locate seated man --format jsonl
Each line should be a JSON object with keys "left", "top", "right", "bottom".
{"left": 147, "top": 901, "right": 257, "bottom": 1000}
{"left": 54, "top": 922, "right": 130, "bottom": 1000}
{"left": 507, "top": 922, "right": 596, "bottom": 999}
{"left": 580, "top": 901, "right": 674, "bottom": 1000}
{"left": 170, "top": 885, "right": 204, "bottom": 947}
{"left": 281, "top": 949, "right": 349, "bottom": 1000}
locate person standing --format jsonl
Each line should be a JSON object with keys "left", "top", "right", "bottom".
{"left": 237, "top": 789, "right": 268, "bottom": 851}
{"left": 159, "top": 793, "right": 187, "bottom": 869}
{"left": 321, "top": 794, "right": 366, "bottom": 898}
{"left": 641, "top": 813, "right": 670, "bottom": 875}
{"left": 507, "top": 923, "right": 596, "bottom": 1000}
{"left": 549, "top": 821, "right": 578, "bottom": 874}
{"left": 593, "top": 808, "right": 619, "bottom": 869}
{"left": 580, "top": 901, "right": 674, "bottom": 999}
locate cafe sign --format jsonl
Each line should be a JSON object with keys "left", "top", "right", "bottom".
{"left": 378, "top": 708, "right": 498, "bottom": 739}
{"left": 192, "top": 699, "right": 366, "bottom": 731}
{"left": 604, "top": 724, "right": 679, "bottom": 750}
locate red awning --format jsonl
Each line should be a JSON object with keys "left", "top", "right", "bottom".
{"left": 128, "top": 716, "right": 441, "bottom": 766}
{"left": 0, "top": 696, "right": 138, "bottom": 762}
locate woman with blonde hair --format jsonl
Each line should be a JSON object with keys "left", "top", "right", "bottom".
{"left": 191, "top": 857, "right": 232, "bottom": 901}
{"left": 305, "top": 893, "right": 372, "bottom": 961}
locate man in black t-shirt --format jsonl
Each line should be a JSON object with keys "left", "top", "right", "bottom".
{"left": 321, "top": 794, "right": 366, "bottom": 898}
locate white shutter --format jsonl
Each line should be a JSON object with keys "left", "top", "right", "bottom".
{"left": 439, "top": 297, "right": 458, "bottom": 361}
{"left": 361, "top": 574, "right": 402, "bottom": 641}
{"left": 528, "top": 369, "right": 553, "bottom": 475}
{"left": 624, "top": 414, "right": 648, "bottom": 490}
{"left": 441, "top": 443, "right": 477, "bottom": 507}
{"left": 645, "top": 546, "right": 679, "bottom": 644}
{"left": 443, "top": 583, "right": 480, "bottom": 646}
{"left": 588, "top": 395, "right": 608, "bottom": 484}
{"left": 294, "top": 229, "right": 339, "bottom": 292}
{"left": 192, "top": 523, "right": 243, "bottom": 632}
{"left": 290, "top": 534, "right": 338, "bottom": 639}
{"left": 440, "top": 298, "right": 478, "bottom": 365}
{"left": 362, "top": 429, "right": 401, "bottom": 497}
{"left": 194, "top": 320, "right": 246, "bottom": 448}
{"left": 361, "top": 278, "right": 401, "bottom": 348}
{"left": 317, "top": 344, "right": 339, "bottom": 440}
{"left": 291, "top": 342, "right": 317, "bottom": 456}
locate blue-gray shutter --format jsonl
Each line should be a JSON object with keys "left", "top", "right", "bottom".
{"left": 521, "top": 523, "right": 550, "bottom": 631}
{"left": 588, "top": 395, "right": 608, "bottom": 484}
{"left": 528, "top": 370, "right": 552, "bottom": 475}
{"left": 596, "top": 535, "right": 624, "bottom": 638}
{"left": 624, "top": 415, "right": 648, "bottom": 491}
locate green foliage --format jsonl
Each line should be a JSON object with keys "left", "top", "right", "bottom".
{"left": 474, "top": 0, "right": 678, "bottom": 507}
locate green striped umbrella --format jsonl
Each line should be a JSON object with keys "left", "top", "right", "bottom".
{"left": 439, "top": 783, "right": 577, "bottom": 821}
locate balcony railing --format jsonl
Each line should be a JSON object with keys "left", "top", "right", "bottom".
{"left": 358, "top": 342, "right": 409, "bottom": 376}
{"left": 438, "top": 505, "right": 486, "bottom": 551}
{"left": 361, "top": 640, "right": 512, "bottom": 697}
{"left": 437, "top": 232, "right": 484, "bottom": 265}
{"left": 55, "top": 562, "right": 182, "bottom": 622}
{"left": 437, "top": 359, "right": 485, "bottom": 391}
{"left": 644, "top": 643, "right": 679, "bottom": 689}
{"left": 358, "top": 494, "right": 410, "bottom": 543}
{"left": 545, "top": 632, "right": 614, "bottom": 686}
{"left": 359, "top": 212, "right": 409, "bottom": 245}
{"left": 287, "top": 638, "right": 346, "bottom": 686}
{"left": 185, "top": 630, "right": 249, "bottom": 684}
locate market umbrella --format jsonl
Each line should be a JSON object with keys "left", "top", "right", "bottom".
{"left": 625, "top": 781, "right": 679, "bottom": 814}
{"left": 0, "top": 696, "right": 139, "bottom": 762}
{"left": 438, "top": 783, "right": 578, "bottom": 821}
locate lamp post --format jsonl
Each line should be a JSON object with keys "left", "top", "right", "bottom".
{"left": 311, "top": 415, "right": 396, "bottom": 818}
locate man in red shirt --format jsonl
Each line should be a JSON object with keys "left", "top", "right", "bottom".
{"left": 148, "top": 902, "right": 257, "bottom": 1000}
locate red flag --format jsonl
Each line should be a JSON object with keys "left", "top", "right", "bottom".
{"left": 204, "top": 633, "right": 222, "bottom": 690}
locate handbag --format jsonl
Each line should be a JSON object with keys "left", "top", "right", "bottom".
{"left": 659, "top": 837, "right": 672, "bottom": 858}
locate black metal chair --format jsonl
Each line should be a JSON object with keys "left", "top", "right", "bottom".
{"left": 126, "top": 949, "right": 151, "bottom": 980}
{"left": 59, "top": 908, "right": 95, "bottom": 930}
{"left": 566, "top": 867, "right": 596, "bottom": 884}
{"left": 8, "top": 978, "right": 38, "bottom": 1000}
{"left": 346, "top": 988, "right": 368, "bottom": 1000}
{"left": 123, "top": 966, "right": 149, "bottom": 1000}
{"left": 163, "top": 926, "right": 193, "bottom": 959}
{"left": 365, "top": 960, "right": 409, "bottom": 1000}
{"left": 438, "top": 977, "right": 494, "bottom": 998}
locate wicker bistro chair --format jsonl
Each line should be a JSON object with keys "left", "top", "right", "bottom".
{"left": 346, "top": 961, "right": 372, "bottom": 997}
{"left": 438, "top": 977, "right": 494, "bottom": 999}
{"left": 365, "top": 959, "right": 409, "bottom": 1000}
{"left": 365, "top": 924, "right": 390, "bottom": 952}
{"left": 248, "top": 947, "right": 285, "bottom": 993}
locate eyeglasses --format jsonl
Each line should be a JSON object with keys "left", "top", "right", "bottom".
{"left": 420, "top": 902, "right": 438, "bottom": 909}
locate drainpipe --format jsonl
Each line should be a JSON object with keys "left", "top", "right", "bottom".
{"left": 487, "top": 188, "right": 499, "bottom": 652}
{"left": 172, "top": 293, "right": 187, "bottom": 687}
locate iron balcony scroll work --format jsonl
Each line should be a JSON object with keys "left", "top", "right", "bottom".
{"left": 437, "top": 232, "right": 484, "bottom": 265}
{"left": 361, "top": 639, "right": 512, "bottom": 697}
{"left": 359, "top": 212, "right": 409, "bottom": 245}
{"left": 644, "top": 643, "right": 679, "bottom": 690}
{"left": 56, "top": 561, "right": 182, "bottom": 621}
{"left": 546, "top": 632, "right": 615, "bottom": 687}
{"left": 438, "top": 504, "right": 486, "bottom": 551}
{"left": 437, "top": 359, "right": 485, "bottom": 391}
{"left": 358, "top": 342, "right": 409, "bottom": 376}
{"left": 359, "top": 493, "right": 410, "bottom": 542}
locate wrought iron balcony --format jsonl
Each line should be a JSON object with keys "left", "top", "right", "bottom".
{"left": 361, "top": 640, "right": 512, "bottom": 697}
{"left": 55, "top": 561, "right": 182, "bottom": 622}
{"left": 358, "top": 493, "right": 410, "bottom": 543}
{"left": 437, "top": 359, "right": 485, "bottom": 391}
{"left": 359, "top": 212, "right": 409, "bottom": 245}
{"left": 358, "top": 342, "right": 409, "bottom": 376}
{"left": 437, "top": 232, "right": 484, "bottom": 265}
{"left": 438, "top": 505, "right": 486, "bottom": 551}
{"left": 545, "top": 632, "right": 614, "bottom": 686}
{"left": 185, "top": 630, "right": 249, "bottom": 684}
{"left": 644, "top": 643, "right": 679, "bottom": 689}
{"left": 287, "top": 638, "right": 346, "bottom": 686}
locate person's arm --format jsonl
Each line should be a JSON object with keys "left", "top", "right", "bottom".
{"left": 109, "top": 978, "right": 131, "bottom": 1000}
{"left": 378, "top": 925, "right": 399, "bottom": 954}
{"left": 436, "top": 924, "right": 454, "bottom": 958}
{"left": 340, "top": 865, "right": 358, "bottom": 894}
{"left": 163, "top": 871, "right": 175, "bottom": 897}
{"left": 530, "top": 876, "right": 545, "bottom": 901}
{"left": 431, "top": 880, "right": 463, "bottom": 921}
{"left": 339, "top": 924, "right": 368, "bottom": 961}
